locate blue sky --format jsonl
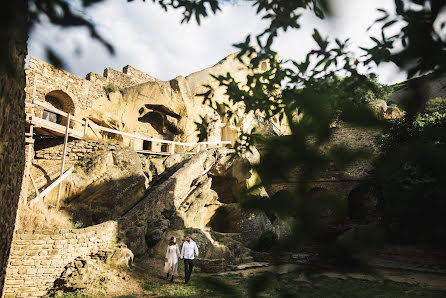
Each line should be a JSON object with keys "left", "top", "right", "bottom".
{"left": 27, "top": 0, "right": 406, "bottom": 84}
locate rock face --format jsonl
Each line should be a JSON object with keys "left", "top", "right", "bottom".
{"left": 118, "top": 148, "right": 272, "bottom": 264}
{"left": 57, "top": 147, "right": 147, "bottom": 226}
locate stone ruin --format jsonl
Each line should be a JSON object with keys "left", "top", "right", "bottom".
{"left": 25, "top": 52, "right": 286, "bottom": 150}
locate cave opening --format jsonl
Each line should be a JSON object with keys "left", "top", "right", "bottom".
{"left": 207, "top": 205, "right": 241, "bottom": 233}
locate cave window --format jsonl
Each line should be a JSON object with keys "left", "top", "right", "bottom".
{"left": 161, "top": 144, "right": 168, "bottom": 153}
{"left": 143, "top": 140, "right": 152, "bottom": 151}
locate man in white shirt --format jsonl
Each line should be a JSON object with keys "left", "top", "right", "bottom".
{"left": 180, "top": 234, "right": 199, "bottom": 284}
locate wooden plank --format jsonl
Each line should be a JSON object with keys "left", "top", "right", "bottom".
{"left": 197, "top": 141, "right": 232, "bottom": 145}
{"left": 83, "top": 119, "right": 88, "bottom": 137}
{"left": 38, "top": 167, "right": 74, "bottom": 199}
{"left": 25, "top": 137, "right": 35, "bottom": 144}
{"left": 29, "top": 173, "right": 42, "bottom": 201}
{"left": 56, "top": 114, "right": 70, "bottom": 210}
{"left": 87, "top": 120, "right": 102, "bottom": 139}
{"left": 30, "top": 116, "right": 83, "bottom": 138}
{"left": 33, "top": 100, "right": 84, "bottom": 124}
{"left": 136, "top": 150, "right": 171, "bottom": 156}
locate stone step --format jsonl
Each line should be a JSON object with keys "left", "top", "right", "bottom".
{"left": 228, "top": 262, "right": 270, "bottom": 271}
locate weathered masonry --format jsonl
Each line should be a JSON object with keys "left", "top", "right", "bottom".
{"left": 3, "top": 221, "right": 118, "bottom": 297}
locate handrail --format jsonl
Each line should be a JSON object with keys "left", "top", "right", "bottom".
{"left": 30, "top": 99, "right": 232, "bottom": 150}
{"left": 32, "top": 100, "right": 85, "bottom": 124}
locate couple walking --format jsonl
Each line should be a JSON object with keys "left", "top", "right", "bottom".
{"left": 164, "top": 234, "right": 198, "bottom": 284}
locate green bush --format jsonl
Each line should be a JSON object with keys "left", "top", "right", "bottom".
{"left": 373, "top": 112, "right": 446, "bottom": 246}
{"left": 425, "top": 97, "right": 446, "bottom": 114}
{"left": 104, "top": 83, "right": 118, "bottom": 95}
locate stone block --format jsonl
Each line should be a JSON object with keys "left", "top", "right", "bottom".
{"left": 26, "top": 250, "right": 38, "bottom": 256}
{"left": 48, "top": 249, "right": 59, "bottom": 255}
{"left": 23, "top": 259, "right": 35, "bottom": 266}
{"left": 40, "top": 260, "right": 51, "bottom": 266}
{"left": 10, "top": 259, "right": 23, "bottom": 266}
{"left": 21, "top": 234, "right": 39, "bottom": 240}
{"left": 5, "top": 279, "right": 24, "bottom": 285}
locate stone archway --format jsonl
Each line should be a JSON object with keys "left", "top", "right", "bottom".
{"left": 44, "top": 90, "right": 75, "bottom": 126}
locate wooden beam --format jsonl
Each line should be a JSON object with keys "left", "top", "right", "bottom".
{"left": 83, "top": 118, "right": 88, "bottom": 137}
{"left": 56, "top": 114, "right": 70, "bottom": 210}
{"left": 29, "top": 172, "right": 42, "bottom": 201}
{"left": 87, "top": 120, "right": 102, "bottom": 140}
{"left": 38, "top": 167, "right": 75, "bottom": 199}
{"left": 33, "top": 99, "right": 84, "bottom": 123}
{"left": 30, "top": 116, "right": 83, "bottom": 138}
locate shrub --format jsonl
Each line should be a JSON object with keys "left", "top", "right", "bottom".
{"left": 104, "top": 83, "right": 118, "bottom": 95}
{"left": 425, "top": 97, "right": 446, "bottom": 114}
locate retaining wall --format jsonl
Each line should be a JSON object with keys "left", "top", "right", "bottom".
{"left": 34, "top": 140, "right": 122, "bottom": 161}
{"left": 2, "top": 221, "right": 118, "bottom": 298}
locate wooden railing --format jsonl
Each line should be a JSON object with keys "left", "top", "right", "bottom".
{"left": 25, "top": 99, "right": 232, "bottom": 208}
{"left": 26, "top": 100, "right": 232, "bottom": 155}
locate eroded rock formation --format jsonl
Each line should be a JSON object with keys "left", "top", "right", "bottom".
{"left": 117, "top": 148, "right": 272, "bottom": 263}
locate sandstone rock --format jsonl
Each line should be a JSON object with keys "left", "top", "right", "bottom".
{"left": 61, "top": 147, "right": 146, "bottom": 226}
{"left": 384, "top": 105, "right": 405, "bottom": 119}
{"left": 368, "top": 100, "right": 388, "bottom": 119}
{"left": 107, "top": 245, "right": 134, "bottom": 267}
{"left": 146, "top": 229, "right": 165, "bottom": 247}
{"left": 163, "top": 153, "right": 185, "bottom": 170}
{"left": 240, "top": 210, "right": 273, "bottom": 249}
{"left": 368, "top": 100, "right": 405, "bottom": 120}
{"left": 119, "top": 148, "right": 266, "bottom": 258}
{"left": 150, "top": 158, "right": 165, "bottom": 176}
{"left": 151, "top": 228, "right": 250, "bottom": 264}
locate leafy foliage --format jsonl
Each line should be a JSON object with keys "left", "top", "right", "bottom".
{"left": 425, "top": 97, "right": 446, "bottom": 114}
{"left": 374, "top": 112, "right": 446, "bottom": 245}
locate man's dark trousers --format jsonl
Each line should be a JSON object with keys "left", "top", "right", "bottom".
{"left": 184, "top": 259, "right": 194, "bottom": 283}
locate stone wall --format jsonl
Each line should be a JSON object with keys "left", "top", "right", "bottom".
{"left": 2, "top": 221, "right": 118, "bottom": 297}
{"left": 0, "top": 1, "right": 28, "bottom": 294}
{"left": 25, "top": 56, "right": 155, "bottom": 115}
{"left": 34, "top": 140, "right": 123, "bottom": 161}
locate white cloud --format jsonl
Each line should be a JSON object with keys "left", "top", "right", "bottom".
{"left": 27, "top": 0, "right": 406, "bottom": 84}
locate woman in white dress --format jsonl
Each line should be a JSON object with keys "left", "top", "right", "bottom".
{"left": 164, "top": 236, "right": 180, "bottom": 282}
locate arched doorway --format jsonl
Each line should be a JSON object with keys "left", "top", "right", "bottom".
{"left": 43, "top": 90, "right": 75, "bottom": 126}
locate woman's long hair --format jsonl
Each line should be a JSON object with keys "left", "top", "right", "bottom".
{"left": 168, "top": 236, "right": 176, "bottom": 246}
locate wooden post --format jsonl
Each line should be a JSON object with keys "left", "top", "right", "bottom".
{"left": 170, "top": 143, "right": 175, "bottom": 155}
{"left": 196, "top": 144, "right": 200, "bottom": 153}
{"left": 29, "top": 172, "right": 42, "bottom": 201}
{"left": 132, "top": 131, "right": 137, "bottom": 149}
{"left": 56, "top": 114, "right": 70, "bottom": 210}
{"left": 83, "top": 118, "right": 88, "bottom": 137}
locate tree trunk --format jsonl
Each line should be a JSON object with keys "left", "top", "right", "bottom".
{"left": 0, "top": 1, "right": 29, "bottom": 293}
